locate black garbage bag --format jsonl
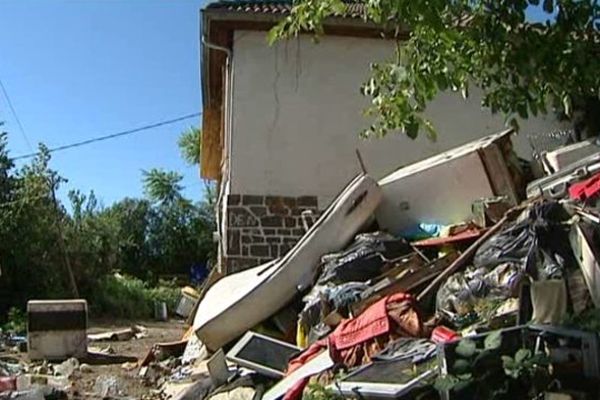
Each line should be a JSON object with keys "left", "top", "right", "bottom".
{"left": 298, "top": 282, "right": 369, "bottom": 332}
{"left": 316, "top": 232, "right": 410, "bottom": 285}
{"left": 473, "top": 201, "right": 574, "bottom": 280}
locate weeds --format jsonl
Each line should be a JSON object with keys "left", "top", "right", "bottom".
{"left": 2, "top": 275, "right": 181, "bottom": 323}
{"left": 303, "top": 383, "right": 343, "bottom": 400}
{"left": 92, "top": 274, "right": 179, "bottom": 319}
{"left": 3, "top": 307, "right": 26, "bottom": 334}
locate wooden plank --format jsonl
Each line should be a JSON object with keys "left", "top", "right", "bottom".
{"left": 350, "top": 252, "right": 458, "bottom": 316}
{"left": 201, "top": 107, "right": 223, "bottom": 180}
{"left": 478, "top": 142, "right": 520, "bottom": 205}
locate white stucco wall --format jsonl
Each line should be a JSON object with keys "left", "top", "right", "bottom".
{"left": 230, "top": 31, "right": 564, "bottom": 206}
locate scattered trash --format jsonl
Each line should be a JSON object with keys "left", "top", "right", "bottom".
{"left": 0, "top": 376, "right": 16, "bottom": 392}
{"left": 176, "top": 287, "right": 201, "bottom": 319}
{"left": 93, "top": 375, "right": 122, "bottom": 398}
{"left": 181, "top": 335, "right": 207, "bottom": 365}
{"left": 225, "top": 332, "right": 300, "bottom": 378}
{"left": 9, "top": 388, "right": 45, "bottom": 400}
{"left": 52, "top": 358, "right": 78, "bottom": 378}
{"left": 316, "top": 232, "right": 410, "bottom": 285}
{"left": 121, "top": 361, "right": 138, "bottom": 371}
{"left": 78, "top": 363, "right": 92, "bottom": 373}
{"left": 17, "top": 129, "right": 600, "bottom": 399}
{"left": 152, "top": 301, "right": 167, "bottom": 322}
{"left": 194, "top": 174, "right": 382, "bottom": 351}
{"left": 88, "top": 325, "right": 147, "bottom": 342}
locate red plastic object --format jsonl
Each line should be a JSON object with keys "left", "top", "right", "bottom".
{"left": 431, "top": 326, "right": 460, "bottom": 344}
{"left": 0, "top": 376, "right": 16, "bottom": 392}
{"left": 569, "top": 172, "right": 600, "bottom": 201}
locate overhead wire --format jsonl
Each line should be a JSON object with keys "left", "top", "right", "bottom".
{"left": 0, "top": 112, "right": 203, "bottom": 209}
{"left": 0, "top": 78, "right": 34, "bottom": 152}
{"left": 12, "top": 112, "right": 202, "bottom": 160}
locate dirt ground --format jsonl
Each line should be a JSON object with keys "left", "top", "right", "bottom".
{"left": 3, "top": 319, "right": 188, "bottom": 399}
{"left": 73, "top": 319, "right": 188, "bottom": 399}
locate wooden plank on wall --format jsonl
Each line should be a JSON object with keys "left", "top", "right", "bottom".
{"left": 478, "top": 143, "right": 520, "bottom": 206}
{"left": 201, "top": 107, "right": 223, "bottom": 180}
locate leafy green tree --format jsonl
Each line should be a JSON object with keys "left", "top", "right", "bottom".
{"left": 178, "top": 127, "right": 202, "bottom": 166}
{"left": 105, "top": 197, "right": 153, "bottom": 279}
{"left": 0, "top": 142, "right": 70, "bottom": 314}
{"left": 269, "top": 0, "right": 600, "bottom": 138}
{"left": 142, "top": 168, "right": 185, "bottom": 205}
{"left": 177, "top": 127, "right": 217, "bottom": 207}
{"left": 0, "top": 127, "right": 217, "bottom": 319}
{"left": 142, "top": 167, "right": 216, "bottom": 278}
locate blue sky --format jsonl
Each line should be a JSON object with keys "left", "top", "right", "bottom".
{"left": 0, "top": 0, "right": 208, "bottom": 206}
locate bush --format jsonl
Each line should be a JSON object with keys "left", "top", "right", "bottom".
{"left": 3, "top": 307, "right": 26, "bottom": 334}
{"left": 91, "top": 274, "right": 180, "bottom": 319}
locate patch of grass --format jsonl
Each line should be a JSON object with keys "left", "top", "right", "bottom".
{"left": 91, "top": 274, "right": 180, "bottom": 319}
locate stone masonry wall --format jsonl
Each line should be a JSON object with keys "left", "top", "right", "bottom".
{"left": 224, "top": 194, "right": 320, "bottom": 273}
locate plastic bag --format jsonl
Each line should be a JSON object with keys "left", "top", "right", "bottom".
{"left": 317, "top": 232, "right": 410, "bottom": 285}
{"left": 473, "top": 201, "right": 573, "bottom": 280}
{"left": 436, "top": 263, "right": 523, "bottom": 320}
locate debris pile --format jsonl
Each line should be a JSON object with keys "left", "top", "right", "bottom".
{"left": 5, "top": 128, "right": 600, "bottom": 400}
{"left": 175, "top": 129, "right": 600, "bottom": 400}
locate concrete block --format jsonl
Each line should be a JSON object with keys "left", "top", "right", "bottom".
{"left": 27, "top": 300, "right": 87, "bottom": 361}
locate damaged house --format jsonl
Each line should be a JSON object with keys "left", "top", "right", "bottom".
{"left": 199, "top": 0, "right": 565, "bottom": 274}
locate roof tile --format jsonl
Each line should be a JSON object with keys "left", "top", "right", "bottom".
{"left": 206, "top": 1, "right": 366, "bottom": 19}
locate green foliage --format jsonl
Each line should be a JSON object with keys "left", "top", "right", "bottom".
{"left": 142, "top": 169, "right": 184, "bottom": 204}
{"left": 0, "top": 130, "right": 216, "bottom": 321}
{"left": 435, "top": 330, "right": 550, "bottom": 399}
{"left": 178, "top": 127, "right": 202, "bottom": 166}
{"left": 2, "top": 307, "right": 26, "bottom": 334}
{"left": 302, "top": 383, "right": 344, "bottom": 400}
{"left": 562, "top": 308, "right": 600, "bottom": 332}
{"left": 484, "top": 330, "right": 503, "bottom": 351}
{"left": 502, "top": 348, "right": 549, "bottom": 380}
{"left": 92, "top": 274, "right": 179, "bottom": 319}
{"left": 270, "top": 0, "right": 600, "bottom": 138}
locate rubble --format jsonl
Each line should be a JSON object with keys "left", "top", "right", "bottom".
{"left": 87, "top": 326, "right": 147, "bottom": 342}
{"left": 8, "top": 129, "right": 600, "bottom": 399}
{"left": 173, "top": 130, "right": 600, "bottom": 400}
{"left": 131, "top": 130, "right": 594, "bottom": 400}
{"left": 92, "top": 375, "right": 122, "bottom": 398}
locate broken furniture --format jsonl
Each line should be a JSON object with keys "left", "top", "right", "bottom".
{"left": 570, "top": 221, "right": 600, "bottom": 308}
{"left": 27, "top": 300, "right": 87, "bottom": 361}
{"left": 541, "top": 138, "right": 600, "bottom": 175}
{"left": 526, "top": 153, "right": 600, "bottom": 199}
{"left": 376, "top": 129, "right": 521, "bottom": 235}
